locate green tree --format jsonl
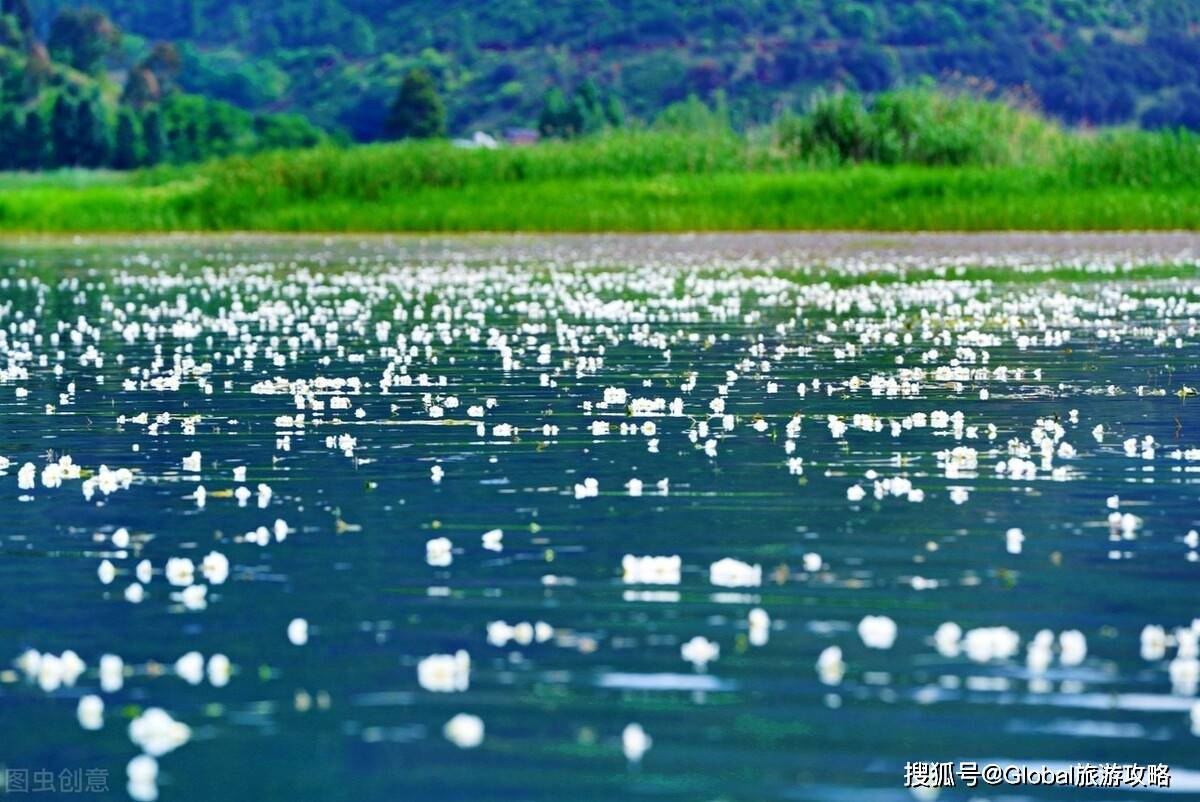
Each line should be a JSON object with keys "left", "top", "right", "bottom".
{"left": 122, "top": 66, "right": 162, "bottom": 108}
{"left": 48, "top": 8, "right": 120, "bottom": 75}
{"left": 74, "top": 94, "right": 111, "bottom": 167}
{"left": 539, "top": 80, "right": 623, "bottom": 138}
{"left": 1, "top": 0, "right": 33, "bottom": 37}
{"left": 51, "top": 93, "right": 77, "bottom": 166}
{"left": 141, "top": 106, "right": 167, "bottom": 165}
{"left": 113, "top": 106, "right": 143, "bottom": 168}
{"left": 0, "top": 13, "right": 24, "bottom": 49}
{"left": 18, "top": 105, "right": 47, "bottom": 169}
{"left": 537, "top": 86, "right": 572, "bottom": 137}
{"left": 383, "top": 69, "right": 446, "bottom": 139}
{"left": 0, "top": 105, "right": 21, "bottom": 170}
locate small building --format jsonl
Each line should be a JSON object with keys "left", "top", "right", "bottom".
{"left": 503, "top": 128, "right": 540, "bottom": 146}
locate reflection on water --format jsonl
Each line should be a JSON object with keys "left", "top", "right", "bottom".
{"left": 0, "top": 233, "right": 1198, "bottom": 801}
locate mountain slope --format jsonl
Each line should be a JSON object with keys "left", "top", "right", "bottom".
{"left": 27, "top": 1, "right": 1200, "bottom": 139}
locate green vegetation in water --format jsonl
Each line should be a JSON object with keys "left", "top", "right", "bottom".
{"left": 0, "top": 90, "right": 1198, "bottom": 233}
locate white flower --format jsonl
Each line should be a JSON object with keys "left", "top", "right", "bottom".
{"left": 17, "top": 461, "right": 35, "bottom": 490}
{"left": 623, "top": 555, "right": 681, "bottom": 585}
{"left": 165, "top": 557, "right": 195, "bottom": 587}
{"left": 846, "top": 484, "right": 865, "bottom": 502}
{"left": 748, "top": 608, "right": 770, "bottom": 647}
{"left": 443, "top": 713, "right": 485, "bottom": 748}
{"left": 174, "top": 652, "right": 204, "bottom": 685}
{"left": 963, "top": 626, "right": 1020, "bottom": 662}
{"left": 201, "top": 551, "right": 229, "bottom": 584}
{"left": 129, "top": 708, "right": 191, "bottom": 756}
{"left": 481, "top": 528, "right": 503, "bottom": 552}
{"left": 1005, "top": 527, "right": 1025, "bottom": 554}
{"left": 100, "top": 654, "right": 124, "bottom": 693}
{"left": 622, "top": 723, "right": 652, "bottom": 762}
{"left": 573, "top": 477, "right": 599, "bottom": 498}
{"left": 1140, "top": 625, "right": 1167, "bottom": 661}
{"left": 77, "top": 694, "right": 104, "bottom": 731}
{"left": 207, "top": 654, "right": 232, "bottom": 687}
{"left": 858, "top": 615, "right": 897, "bottom": 649}
{"left": 180, "top": 584, "right": 207, "bottom": 610}
{"left": 681, "top": 636, "right": 719, "bottom": 669}
{"left": 1059, "top": 630, "right": 1087, "bottom": 666}
{"left": 181, "top": 451, "right": 202, "bottom": 472}
{"left": 126, "top": 754, "right": 158, "bottom": 795}
{"left": 418, "top": 650, "right": 470, "bottom": 692}
{"left": 603, "top": 387, "right": 628, "bottom": 405}
{"left": 426, "top": 537, "right": 453, "bottom": 567}
{"left": 709, "top": 557, "right": 761, "bottom": 588}
{"left": 816, "top": 645, "right": 844, "bottom": 685}
{"left": 934, "top": 622, "right": 962, "bottom": 657}
{"left": 287, "top": 618, "right": 309, "bottom": 646}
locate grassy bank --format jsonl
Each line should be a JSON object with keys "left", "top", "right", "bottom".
{"left": 1, "top": 122, "right": 1198, "bottom": 233}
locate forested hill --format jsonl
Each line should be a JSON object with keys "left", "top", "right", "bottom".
{"left": 24, "top": 1, "right": 1200, "bottom": 140}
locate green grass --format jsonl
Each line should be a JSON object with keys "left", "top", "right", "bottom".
{"left": 0, "top": 128, "right": 1198, "bottom": 233}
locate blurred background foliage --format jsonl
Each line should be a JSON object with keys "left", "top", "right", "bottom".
{"left": 1, "top": 0, "right": 1199, "bottom": 171}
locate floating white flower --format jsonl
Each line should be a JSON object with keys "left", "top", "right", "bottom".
{"left": 287, "top": 617, "right": 309, "bottom": 645}
{"left": 622, "top": 723, "right": 652, "bottom": 762}
{"left": 816, "top": 645, "right": 845, "bottom": 685}
{"left": 100, "top": 654, "right": 124, "bottom": 693}
{"left": 623, "top": 554, "right": 681, "bottom": 585}
{"left": 174, "top": 651, "right": 205, "bottom": 685}
{"left": 858, "top": 615, "right": 897, "bottom": 649}
{"left": 426, "top": 537, "right": 453, "bottom": 567}
{"left": 680, "top": 636, "right": 719, "bottom": 669}
{"left": 1140, "top": 625, "right": 1167, "bottom": 661}
{"left": 77, "top": 694, "right": 104, "bottom": 731}
{"left": 748, "top": 608, "right": 770, "bottom": 647}
{"left": 934, "top": 622, "right": 962, "bottom": 657}
{"left": 709, "top": 557, "right": 761, "bottom": 588}
{"left": 207, "top": 653, "right": 232, "bottom": 687}
{"left": 179, "top": 584, "right": 207, "bottom": 610}
{"left": 181, "top": 451, "right": 202, "bottom": 472}
{"left": 127, "top": 755, "right": 158, "bottom": 802}
{"left": 482, "top": 528, "right": 503, "bottom": 551}
{"left": 129, "top": 708, "right": 191, "bottom": 756}
{"left": 165, "top": 557, "right": 195, "bottom": 587}
{"left": 201, "top": 551, "right": 229, "bottom": 584}
{"left": 1005, "top": 527, "right": 1025, "bottom": 554}
{"left": 962, "top": 626, "right": 1020, "bottom": 662}
{"left": 418, "top": 650, "right": 470, "bottom": 692}
{"left": 443, "top": 713, "right": 485, "bottom": 748}
{"left": 1059, "top": 630, "right": 1087, "bottom": 666}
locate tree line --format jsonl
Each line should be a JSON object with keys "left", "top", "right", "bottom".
{"left": 0, "top": 2, "right": 324, "bottom": 170}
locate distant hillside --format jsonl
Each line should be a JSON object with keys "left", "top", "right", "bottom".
{"left": 0, "top": 1, "right": 326, "bottom": 170}
{"left": 23, "top": 1, "right": 1200, "bottom": 140}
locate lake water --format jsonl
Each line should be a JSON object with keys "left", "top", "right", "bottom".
{"left": 1, "top": 233, "right": 1199, "bottom": 801}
